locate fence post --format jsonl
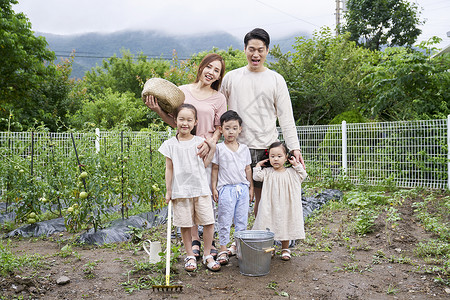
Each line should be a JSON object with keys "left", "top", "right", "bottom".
{"left": 95, "top": 128, "right": 100, "bottom": 153}
{"left": 342, "top": 120, "right": 347, "bottom": 174}
{"left": 447, "top": 116, "right": 450, "bottom": 190}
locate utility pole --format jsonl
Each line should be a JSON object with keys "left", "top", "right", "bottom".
{"left": 335, "top": 0, "right": 346, "bottom": 35}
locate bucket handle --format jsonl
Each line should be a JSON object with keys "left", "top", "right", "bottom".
{"left": 239, "top": 238, "right": 274, "bottom": 253}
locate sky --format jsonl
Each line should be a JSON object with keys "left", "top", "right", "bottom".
{"left": 12, "top": 0, "right": 450, "bottom": 49}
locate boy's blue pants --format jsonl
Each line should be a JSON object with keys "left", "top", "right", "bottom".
{"left": 217, "top": 183, "right": 249, "bottom": 246}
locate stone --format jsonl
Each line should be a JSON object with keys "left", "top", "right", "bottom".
{"left": 56, "top": 276, "right": 70, "bottom": 285}
{"left": 15, "top": 285, "right": 24, "bottom": 293}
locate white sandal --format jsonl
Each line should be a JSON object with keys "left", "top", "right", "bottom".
{"left": 281, "top": 249, "right": 291, "bottom": 261}
{"left": 184, "top": 255, "right": 197, "bottom": 272}
{"left": 227, "top": 242, "right": 237, "bottom": 256}
{"left": 217, "top": 251, "right": 229, "bottom": 265}
{"left": 203, "top": 254, "right": 221, "bottom": 272}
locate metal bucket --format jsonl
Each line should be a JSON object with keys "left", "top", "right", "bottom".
{"left": 234, "top": 230, "right": 275, "bottom": 276}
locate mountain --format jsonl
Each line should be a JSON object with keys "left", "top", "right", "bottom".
{"left": 37, "top": 30, "right": 308, "bottom": 78}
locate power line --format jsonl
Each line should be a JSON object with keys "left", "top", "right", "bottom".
{"left": 52, "top": 52, "right": 254, "bottom": 62}
{"left": 53, "top": 52, "right": 191, "bottom": 60}
{"left": 255, "top": 0, "right": 320, "bottom": 28}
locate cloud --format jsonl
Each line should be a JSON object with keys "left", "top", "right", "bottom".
{"left": 13, "top": 0, "right": 450, "bottom": 47}
{"left": 14, "top": 0, "right": 334, "bottom": 38}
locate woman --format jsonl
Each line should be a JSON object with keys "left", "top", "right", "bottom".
{"left": 144, "top": 53, "right": 227, "bottom": 261}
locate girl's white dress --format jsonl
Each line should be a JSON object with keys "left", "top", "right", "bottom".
{"left": 158, "top": 135, "right": 211, "bottom": 199}
{"left": 252, "top": 165, "right": 307, "bottom": 241}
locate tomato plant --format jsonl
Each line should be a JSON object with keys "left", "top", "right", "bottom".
{"left": 1, "top": 127, "right": 168, "bottom": 234}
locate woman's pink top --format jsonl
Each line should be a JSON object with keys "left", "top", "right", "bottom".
{"left": 179, "top": 85, "right": 227, "bottom": 139}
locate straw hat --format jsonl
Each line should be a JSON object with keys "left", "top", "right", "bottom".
{"left": 141, "top": 78, "right": 185, "bottom": 114}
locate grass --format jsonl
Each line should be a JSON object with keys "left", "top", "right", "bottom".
{"left": 1, "top": 183, "right": 449, "bottom": 297}
{"left": 0, "top": 240, "right": 46, "bottom": 277}
{"left": 299, "top": 234, "right": 333, "bottom": 252}
{"left": 386, "top": 284, "right": 398, "bottom": 295}
{"left": 412, "top": 194, "right": 450, "bottom": 241}
{"left": 296, "top": 185, "right": 450, "bottom": 288}
{"left": 83, "top": 260, "right": 101, "bottom": 279}
{"left": 353, "top": 208, "right": 378, "bottom": 235}
{"left": 119, "top": 243, "right": 182, "bottom": 293}
{"left": 415, "top": 239, "right": 450, "bottom": 257}
{"left": 388, "top": 255, "right": 413, "bottom": 265}
{"left": 56, "top": 243, "right": 81, "bottom": 259}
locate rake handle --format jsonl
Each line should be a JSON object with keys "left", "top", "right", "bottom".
{"left": 165, "top": 201, "right": 172, "bottom": 286}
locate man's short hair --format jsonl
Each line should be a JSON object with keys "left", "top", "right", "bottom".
{"left": 244, "top": 28, "right": 270, "bottom": 48}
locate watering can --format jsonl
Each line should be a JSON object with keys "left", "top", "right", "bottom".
{"left": 143, "top": 240, "right": 162, "bottom": 264}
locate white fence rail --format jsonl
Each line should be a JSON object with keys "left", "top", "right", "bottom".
{"left": 1, "top": 118, "right": 449, "bottom": 190}
{"left": 295, "top": 118, "right": 448, "bottom": 189}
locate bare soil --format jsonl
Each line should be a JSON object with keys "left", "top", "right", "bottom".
{"left": 1, "top": 193, "right": 449, "bottom": 300}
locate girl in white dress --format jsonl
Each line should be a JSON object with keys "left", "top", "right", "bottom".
{"left": 252, "top": 142, "right": 307, "bottom": 261}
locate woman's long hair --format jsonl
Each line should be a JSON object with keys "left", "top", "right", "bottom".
{"left": 194, "top": 53, "right": 225, "bottom": 91}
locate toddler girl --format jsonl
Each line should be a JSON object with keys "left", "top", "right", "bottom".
{"left": 158, "top": 104, "right": 221, "bottom": 272}
{"left": 252, "top": 141, "right": 307, "bottom": 260}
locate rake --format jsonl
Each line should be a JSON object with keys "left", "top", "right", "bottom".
{"left": 152, "top": 201, "right": 183, "bottom": 292}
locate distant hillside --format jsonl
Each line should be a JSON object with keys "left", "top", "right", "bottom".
{"left": 38, "top": 30, "right": 308, "bottom": 78}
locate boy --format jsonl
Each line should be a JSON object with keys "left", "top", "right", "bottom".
{"left": 211, "top": 110, "right": 253, "bottom": 265}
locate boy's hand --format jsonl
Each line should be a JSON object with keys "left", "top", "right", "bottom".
{"left": 212, "top": 189, "right": 219, "bottom": 203}
{"left": 249, "top": 186, "right": 254, "bottom": 203}
{"left": 256, "top": 158, "right": 269, "bottom": 168}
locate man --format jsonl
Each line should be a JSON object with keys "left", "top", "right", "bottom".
{"left": 220, "top": 28, "right": 305, "bottom": 216}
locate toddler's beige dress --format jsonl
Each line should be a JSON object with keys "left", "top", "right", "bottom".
{"left": 252, "top": 165, "right": 307, "bottom": 241}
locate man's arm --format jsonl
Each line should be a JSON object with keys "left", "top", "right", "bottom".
{"left": 274, "top": 74, "right": 305, "bottom": 168}
{"left": 275, "top": 76, "right": 300, "bottom": 150}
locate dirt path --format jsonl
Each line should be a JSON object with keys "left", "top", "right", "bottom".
{"left": 1, "top": 194, "right": 449, "bottom": 299}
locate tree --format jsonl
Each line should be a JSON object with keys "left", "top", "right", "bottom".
{"left": 69, "top": 88, "right": 149, "bottom": 130}
{"left": 270, "top": 28, "right": 377, "bottom": 125}
{"left": 191, "top": 47, "right": 247, "bottom": 72}
{"left": 73, "top": 47, "right": 247, "bottom": 130}
{"left": 13, "top": 57, "right": 77, "bottom": 131}
{"left": 82, "top": 50, "right": 171, "bottom": 99}
{"left": 343, "top": 0, "right": 423, "bottom": 50}
{"left": 0, "top": 0, "right": 77, "bottom": 131}
{"left": 360, "top": 38, "right": 450, "bottom": 121}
